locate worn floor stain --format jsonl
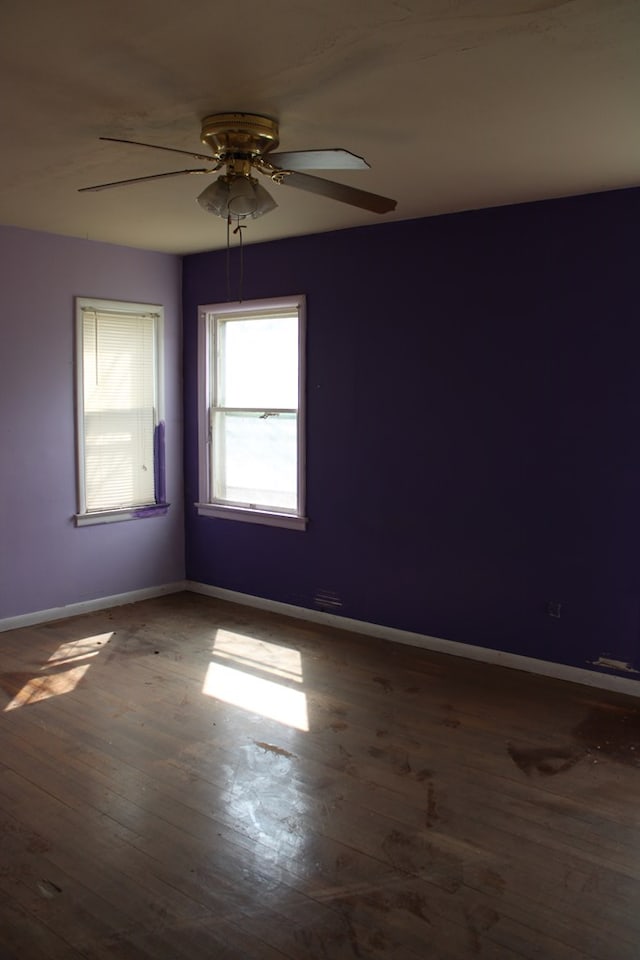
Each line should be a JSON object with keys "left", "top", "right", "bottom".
{"left": 440, "top": 717, "right": 461, "bottom": 728}
{"left": 254, "top": 741, "right": 296, "bottom": 759}
{"left": 465, "top": 905, "right": 499, "bottom": 954}
{"left": 415, "top": 768, "right": 434, "bottom": 782}
{"left": 480, "top": 868, "right": 506, "bottom": 895}
{"left": 508, "top": 704, "right": 640, "bottom": 776}
{"left": 27, "top": 833, "right": 51, "bottom": 854}
{"left": 426, "top": 783, "right": 438, "bottom": 828}
{"left": 573, "top": 705, "right": 640, "bottom": 767}
{"left": 507, "top": 744, "right": 583, "bottom": 776}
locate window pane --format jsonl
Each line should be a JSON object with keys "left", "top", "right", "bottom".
{"left": 213, "top": 411, "right": 297, "bottom": 511}
{"left": 219, "top": 314, "right": 298, "bottom": 409}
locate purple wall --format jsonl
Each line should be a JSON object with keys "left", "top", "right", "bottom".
{"left": 183, "top": 187, "right": 640, "bottom": 676}
{"left": 0, "top": 226, "right": 184, "bottom": 619}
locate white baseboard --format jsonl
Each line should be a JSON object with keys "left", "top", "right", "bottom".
{"left": 0, "top": 581, "right": 188, "bottom": 633}
{"left": 186, "top": 581, "right": 640, "bottom": 699}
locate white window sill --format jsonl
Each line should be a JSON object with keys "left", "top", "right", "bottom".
{"left": 195, "top": 502, "right": 307, "bottom": 530}
{"left": 75, "top": 503, "right": 170, "bottom": 527}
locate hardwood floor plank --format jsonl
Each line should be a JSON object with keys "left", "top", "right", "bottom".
{"left": 0, "top": 898, "right": 88, "bottom": 960}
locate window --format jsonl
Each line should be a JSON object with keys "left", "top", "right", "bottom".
{"left": 74, "top": 297, "right": 167, "bottom": 526}
{"left": 196, "top": 296, "right": 306, "bottom": 529}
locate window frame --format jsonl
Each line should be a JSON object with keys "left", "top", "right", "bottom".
{"left": 196, "top": 295, "right": 307, "bottom": 530}
{"left": 74, "top": 296, "right": 167, "bottom": 527}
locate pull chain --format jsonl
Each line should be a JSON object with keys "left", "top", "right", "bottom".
{"left": 233, "top": 220, "right": 246, "bottom": 303}
{"left": 225, "top": 216, "right": 247, "bottom": 303}
{"left": 225, "top": 216, "right": 231, "bottom": 303}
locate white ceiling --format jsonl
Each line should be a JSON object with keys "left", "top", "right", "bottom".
{"left": 1, "top": 0, "right": 638, "bottom": 254}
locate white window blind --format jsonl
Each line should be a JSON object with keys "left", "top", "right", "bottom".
{"left": 78, "top": 305, "right": 158, "bottom": 514}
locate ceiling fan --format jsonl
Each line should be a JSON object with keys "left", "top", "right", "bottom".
{"left": 79, "top": 112, "right": 397, "bottom": 220}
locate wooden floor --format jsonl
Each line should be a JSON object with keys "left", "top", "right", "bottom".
{"left": 1, "top": 593, "right": 640, "bottom": 959}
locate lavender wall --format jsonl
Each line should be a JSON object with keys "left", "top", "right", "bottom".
{"left": 0, "top": 226, "right": 184, "bottom": 619}
{"left": 183, "top": 187, "right": 640, "bottom": 676}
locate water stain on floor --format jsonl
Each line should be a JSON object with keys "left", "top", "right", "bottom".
{"left": 507, "top": 744, "right": 583, "bottom": 777}
{"left": 106, "top": 634, "right": 160, "bottom": 660}
{"left": 508, "top": 703, "right": 640, "bottom": 776}
{"left": 440, "top": 717, "right": 461, "bottom": 729}
{"left": 573, "top": 704, "right": 640, "bottom": 767}
{"left": 425, "top": 783, "right": 438, "bottom": 828}
{"left": 394, "top": 755, "right": 413, "bottom": 777}
{"left": 465, "top": 905, "right": 499, "bottom": 954}
{"left": 347, "top": 887, "right": 431, "bottom": 925}
{"left": 479, "top": 868, "right": 506, "bottom": 895}
{"left": 293, "top": 912, "right": 363, "bottom": 958}
{"left": 27, "top": 833, "right": 51, "bottom": 854}
{"left": 415, "top": 768, "right": 434, "bottom": 782}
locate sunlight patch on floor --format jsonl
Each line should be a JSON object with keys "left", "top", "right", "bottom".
{"left": 3, "top": 632, "right": 111, "bottom": 712}
{"left": 212, "top": 629, "right": 303, "bottom": 682}
{"left": 203, "top": 629, "right": 309, "bottom": 730}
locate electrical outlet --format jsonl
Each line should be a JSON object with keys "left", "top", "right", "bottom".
{"left": 547, "top": 600, "right": 562, "bottom": 619}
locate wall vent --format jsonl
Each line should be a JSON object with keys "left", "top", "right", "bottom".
{"left": 313, "top": 589, "right": 343, "bottom": 611}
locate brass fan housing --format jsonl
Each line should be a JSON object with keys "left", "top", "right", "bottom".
{"left": 200, "top": 113, "right": 280, "bottom": 160}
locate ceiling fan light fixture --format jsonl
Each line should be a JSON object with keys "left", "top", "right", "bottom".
{"left": 249, "top": 180, "right": 278, "bottom": 219}
{"left": 197, "top": 175, "right": 277, "bottom": 220}
{"left": 228, "top": 176, "right": 259, "bottom": 216}
{"left": 196, "top": 177, "right": 230, "bottom": 217}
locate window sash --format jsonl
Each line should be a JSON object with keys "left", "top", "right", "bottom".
{"left": 211, "top": 409, "right": 299, "bottom": 512}
{"left": 214, "top": 310, "right": 299, "bottom": 410}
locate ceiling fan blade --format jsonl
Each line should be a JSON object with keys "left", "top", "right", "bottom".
{"left": 275, "top": 170, "right": 396, "bottom": 214}
{"left": 267, "top": 149, "right": 370, "bottom": 171}
{"left": 78, "top": 168, "right": 214, "bottom": 193}
{"left": 100, "top": 136, "right": 215, "bottom": 163}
